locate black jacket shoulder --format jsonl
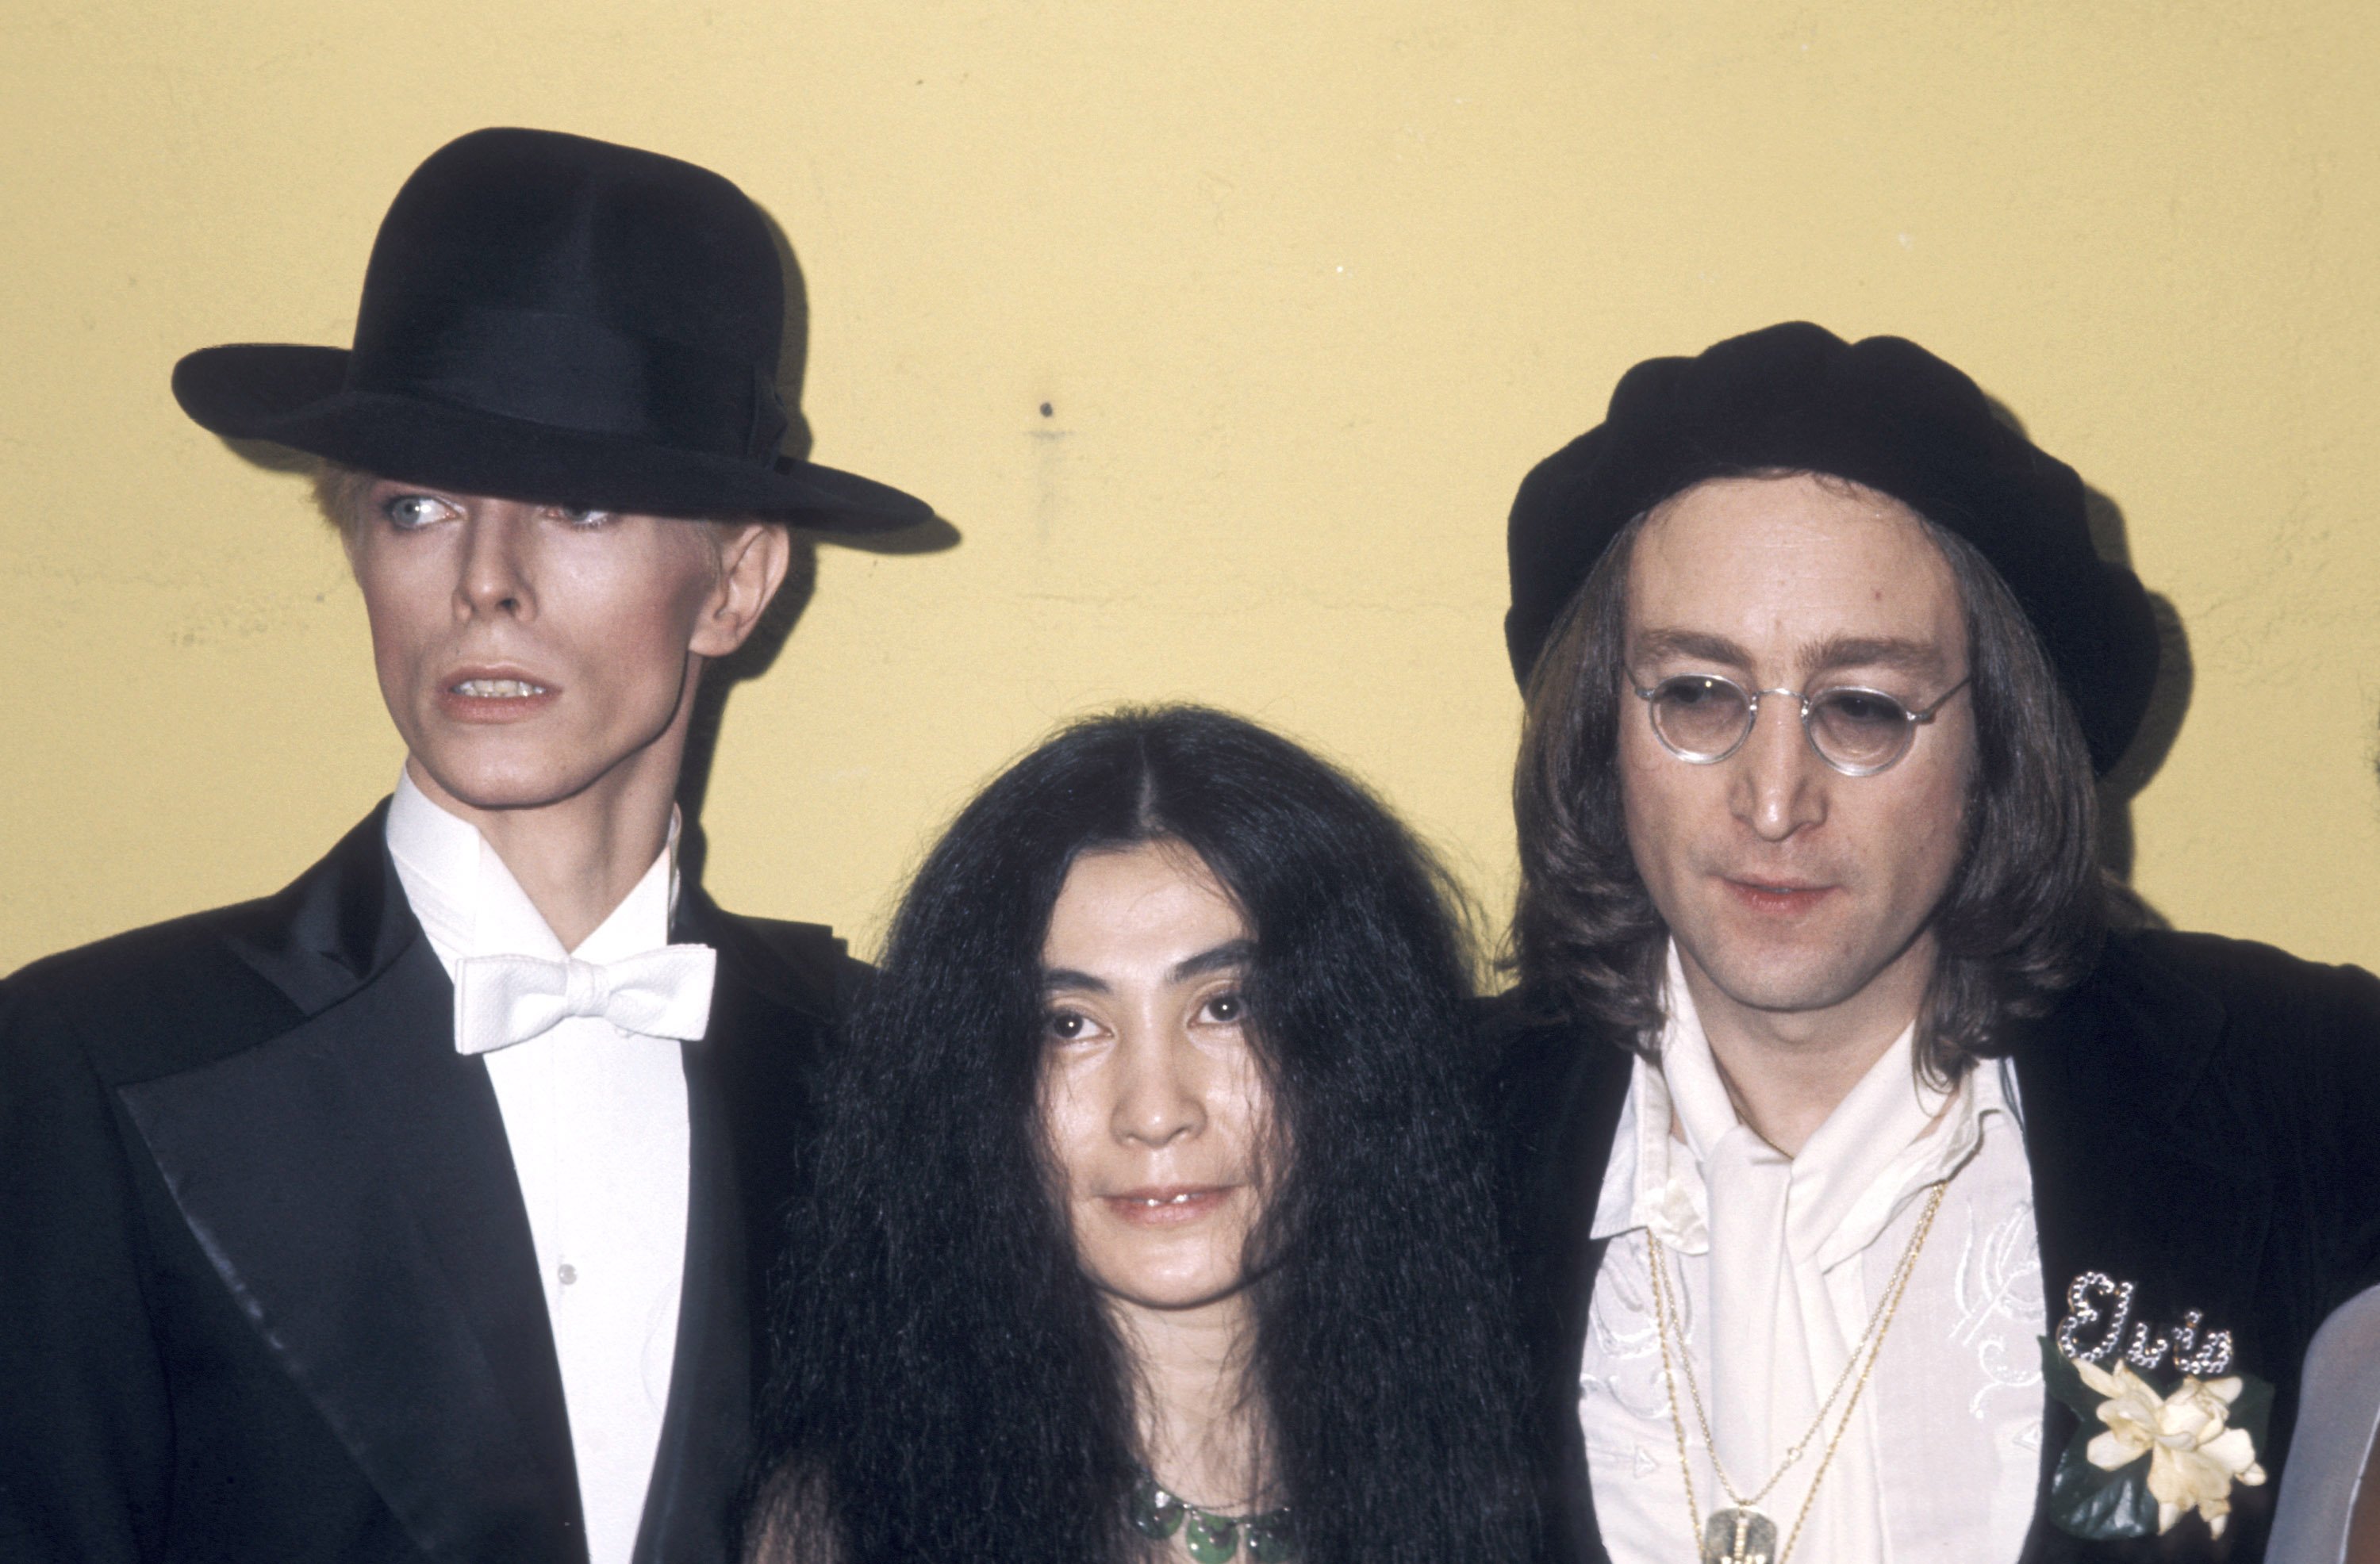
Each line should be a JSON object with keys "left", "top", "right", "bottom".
{"left": 2, "top": 886, "right": 317, "bottom": 1088}
{"left": 678, "top": 889, "right": 858, "bottom": 1025}
{"left": 2104, "top": 926, "right": 2380, "bottom": 1035}
{"left": 2066, "top": 928, "right": 2380, "bottom": 1150}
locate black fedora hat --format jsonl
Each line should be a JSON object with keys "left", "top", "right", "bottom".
{"left": 1505, "top": 322, "right": 2161, "bottom": 774}
{"left": 173, "top": 127, "right": 932, "bottom": 532}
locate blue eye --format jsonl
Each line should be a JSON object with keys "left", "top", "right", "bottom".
{"left": 381, "top": 493, "right": 458, "bottom": 531}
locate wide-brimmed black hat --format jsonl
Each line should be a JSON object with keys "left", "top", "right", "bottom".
{"left": 1505, "top": 321, "right": 2159, "bottom": 774}
{"left": 173, "top": 127, "right": 932, "bottom": 531}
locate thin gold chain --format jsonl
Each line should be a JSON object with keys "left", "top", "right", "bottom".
{"left": 1666, "top": 1179, "right": 1943, "bottom": 1508}
{"left": 1647, "top": 1232, "right": 1706, "bottom": 1540}
{"left": 1645, "top": 1180, "right": 1948, "bottom": 1563}
{"left": 1649, "top": 1218, "right": 1875, "bottom": 1511}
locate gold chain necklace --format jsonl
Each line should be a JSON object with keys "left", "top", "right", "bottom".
{"left": 1645, "top": 1180, "right": 1947, "bottom": 1564}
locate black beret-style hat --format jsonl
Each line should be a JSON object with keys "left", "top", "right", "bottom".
{"left": 173, "top": 127, "right": 933, "bottom": 532}
{"left": 1504, "top": 321, "right": 2159, "bottom": 774}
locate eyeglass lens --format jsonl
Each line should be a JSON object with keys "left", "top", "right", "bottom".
{"left": 1647, "top": 677, "right": 1917, "bottom": 772}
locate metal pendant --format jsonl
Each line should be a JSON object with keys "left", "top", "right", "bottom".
{"left": 1700, "top": 1507, "right": 1779, "bottom": 1564}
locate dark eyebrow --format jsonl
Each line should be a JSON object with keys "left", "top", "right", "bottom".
{"left": 1172, "top": 939, "right": 1255, "bottom": 984}
{"left": 1038, "top": 938, "right": 1255, "bottom": 995}
{"left": 1798, "top": 635, "right": 1952, "bottom": 681}
{"left": 1630, "top": 628, "right": 1755, "bottom": 670}
{"left": 1631, "top": 628, "right": 1952, "bottom": 684}
{"left": 1040, "top": 968, "right": 1109, "bottom": 995}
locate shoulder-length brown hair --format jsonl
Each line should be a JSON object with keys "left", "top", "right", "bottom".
{"left": 1506, "top": 477, "right": 2106, "bottom": 1083}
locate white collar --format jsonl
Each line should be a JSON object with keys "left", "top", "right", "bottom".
{"left": 1592, "top": 941, "right": 2009, "bottom": 1270}
{"left": 384, "top": 766, "right": 681, "bottom": 968}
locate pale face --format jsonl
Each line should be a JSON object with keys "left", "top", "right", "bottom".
{"left": 344, "top": 481, "right": 778, "bottom": 814}
{"left": 1618, "top": 474, "right": 1977, "bottom": 1032}
{"left": 1038, "top": 842, "right": 1272, "bottom": 1315}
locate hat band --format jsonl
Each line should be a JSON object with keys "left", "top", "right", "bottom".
{"left": 347, "top": 297, "right": 787, "bottom": 462}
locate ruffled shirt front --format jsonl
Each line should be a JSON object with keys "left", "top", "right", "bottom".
{"left": 1578, "top": 944, "right": 2045, "bottom": 1564}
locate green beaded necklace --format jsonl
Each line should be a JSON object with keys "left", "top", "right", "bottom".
{"left": 1128, "top": 1470, "right": 1298, "bottom": 1562}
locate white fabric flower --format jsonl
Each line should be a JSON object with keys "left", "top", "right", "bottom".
{"left": 2076, "top": 1359, "right": 2268, "bottom": 1536}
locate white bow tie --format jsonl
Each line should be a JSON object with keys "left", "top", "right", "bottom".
{"left": 452, "top": 945, "right": 718, "bottom": 1056}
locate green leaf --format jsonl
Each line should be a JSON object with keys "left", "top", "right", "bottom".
{"left": 2048, "top": 1417, "right": 2160, "bottom": 1541}
{"left": 2227, "top": 1371, "right": 2275, "bottom": 1451}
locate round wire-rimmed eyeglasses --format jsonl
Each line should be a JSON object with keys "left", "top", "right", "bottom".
{"left": 1628, "top": 673, "right": 1972, "bottom": 777}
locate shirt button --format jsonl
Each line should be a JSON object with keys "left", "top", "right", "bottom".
{"left": 558, "top": 1263, "right": 578, "bottom": 1286}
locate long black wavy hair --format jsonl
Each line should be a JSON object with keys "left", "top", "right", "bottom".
{"left": 753, "top": 704, "right": 1536, "bottom": 1563}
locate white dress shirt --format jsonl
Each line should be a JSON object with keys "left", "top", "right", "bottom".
{"left": 1579, "top": 945, "right": 2044, "bottom": 1564}
{"left": 386, "top": 770, "right": 693, "bottom": 1564}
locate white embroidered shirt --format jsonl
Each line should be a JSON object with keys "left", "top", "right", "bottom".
{"left": 386, "top": 770, "right": 693, "bottom": 1564}
{"left": 1578, "top": 945, "right": 2045, "bottom": 1564}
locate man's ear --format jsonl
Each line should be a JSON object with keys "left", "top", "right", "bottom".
{"left": 689, "top": 521, "right": 793, "bottom": 657}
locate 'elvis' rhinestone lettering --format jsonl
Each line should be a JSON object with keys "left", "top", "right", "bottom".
{"left": 2125, "top": 1321, "right": 2171, "bottom": 1370}
{"left": 2169, "top": 1309, "right": 2236, "bottom": 1375}
{"left": 2056, "top": 1271, "right": 2133, "bottom": 1364}
{"left": 2056, "top": 1275, "right": 2236, "bottom": 1376}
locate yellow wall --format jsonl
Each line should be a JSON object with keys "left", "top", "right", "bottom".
{"left": 4, "top": 2, "right": 2376, "bottom": 974}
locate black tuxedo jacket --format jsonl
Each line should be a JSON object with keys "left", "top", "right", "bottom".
{"left": 0, "top": 805, "right": 846, "bottom": 1563}
{"left": 1490, "top": 929, "right": 2380, "bottom": 1564}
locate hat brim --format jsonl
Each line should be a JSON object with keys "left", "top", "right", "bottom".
{"left": 173, "top": 343, "right": 934, "bottom": 534}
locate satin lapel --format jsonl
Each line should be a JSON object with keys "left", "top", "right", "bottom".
{"left": 634, "top": 893, "right": 842, "bottom": 1564}
{"left": 121, "top": 812, "right": 585, "bottom": 1564}
{"left": 2013, "top": 942, "right": 2274, "bottom": 1561}
{"left": 218, "top": 806, "right": 416, "bottom": 1017}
